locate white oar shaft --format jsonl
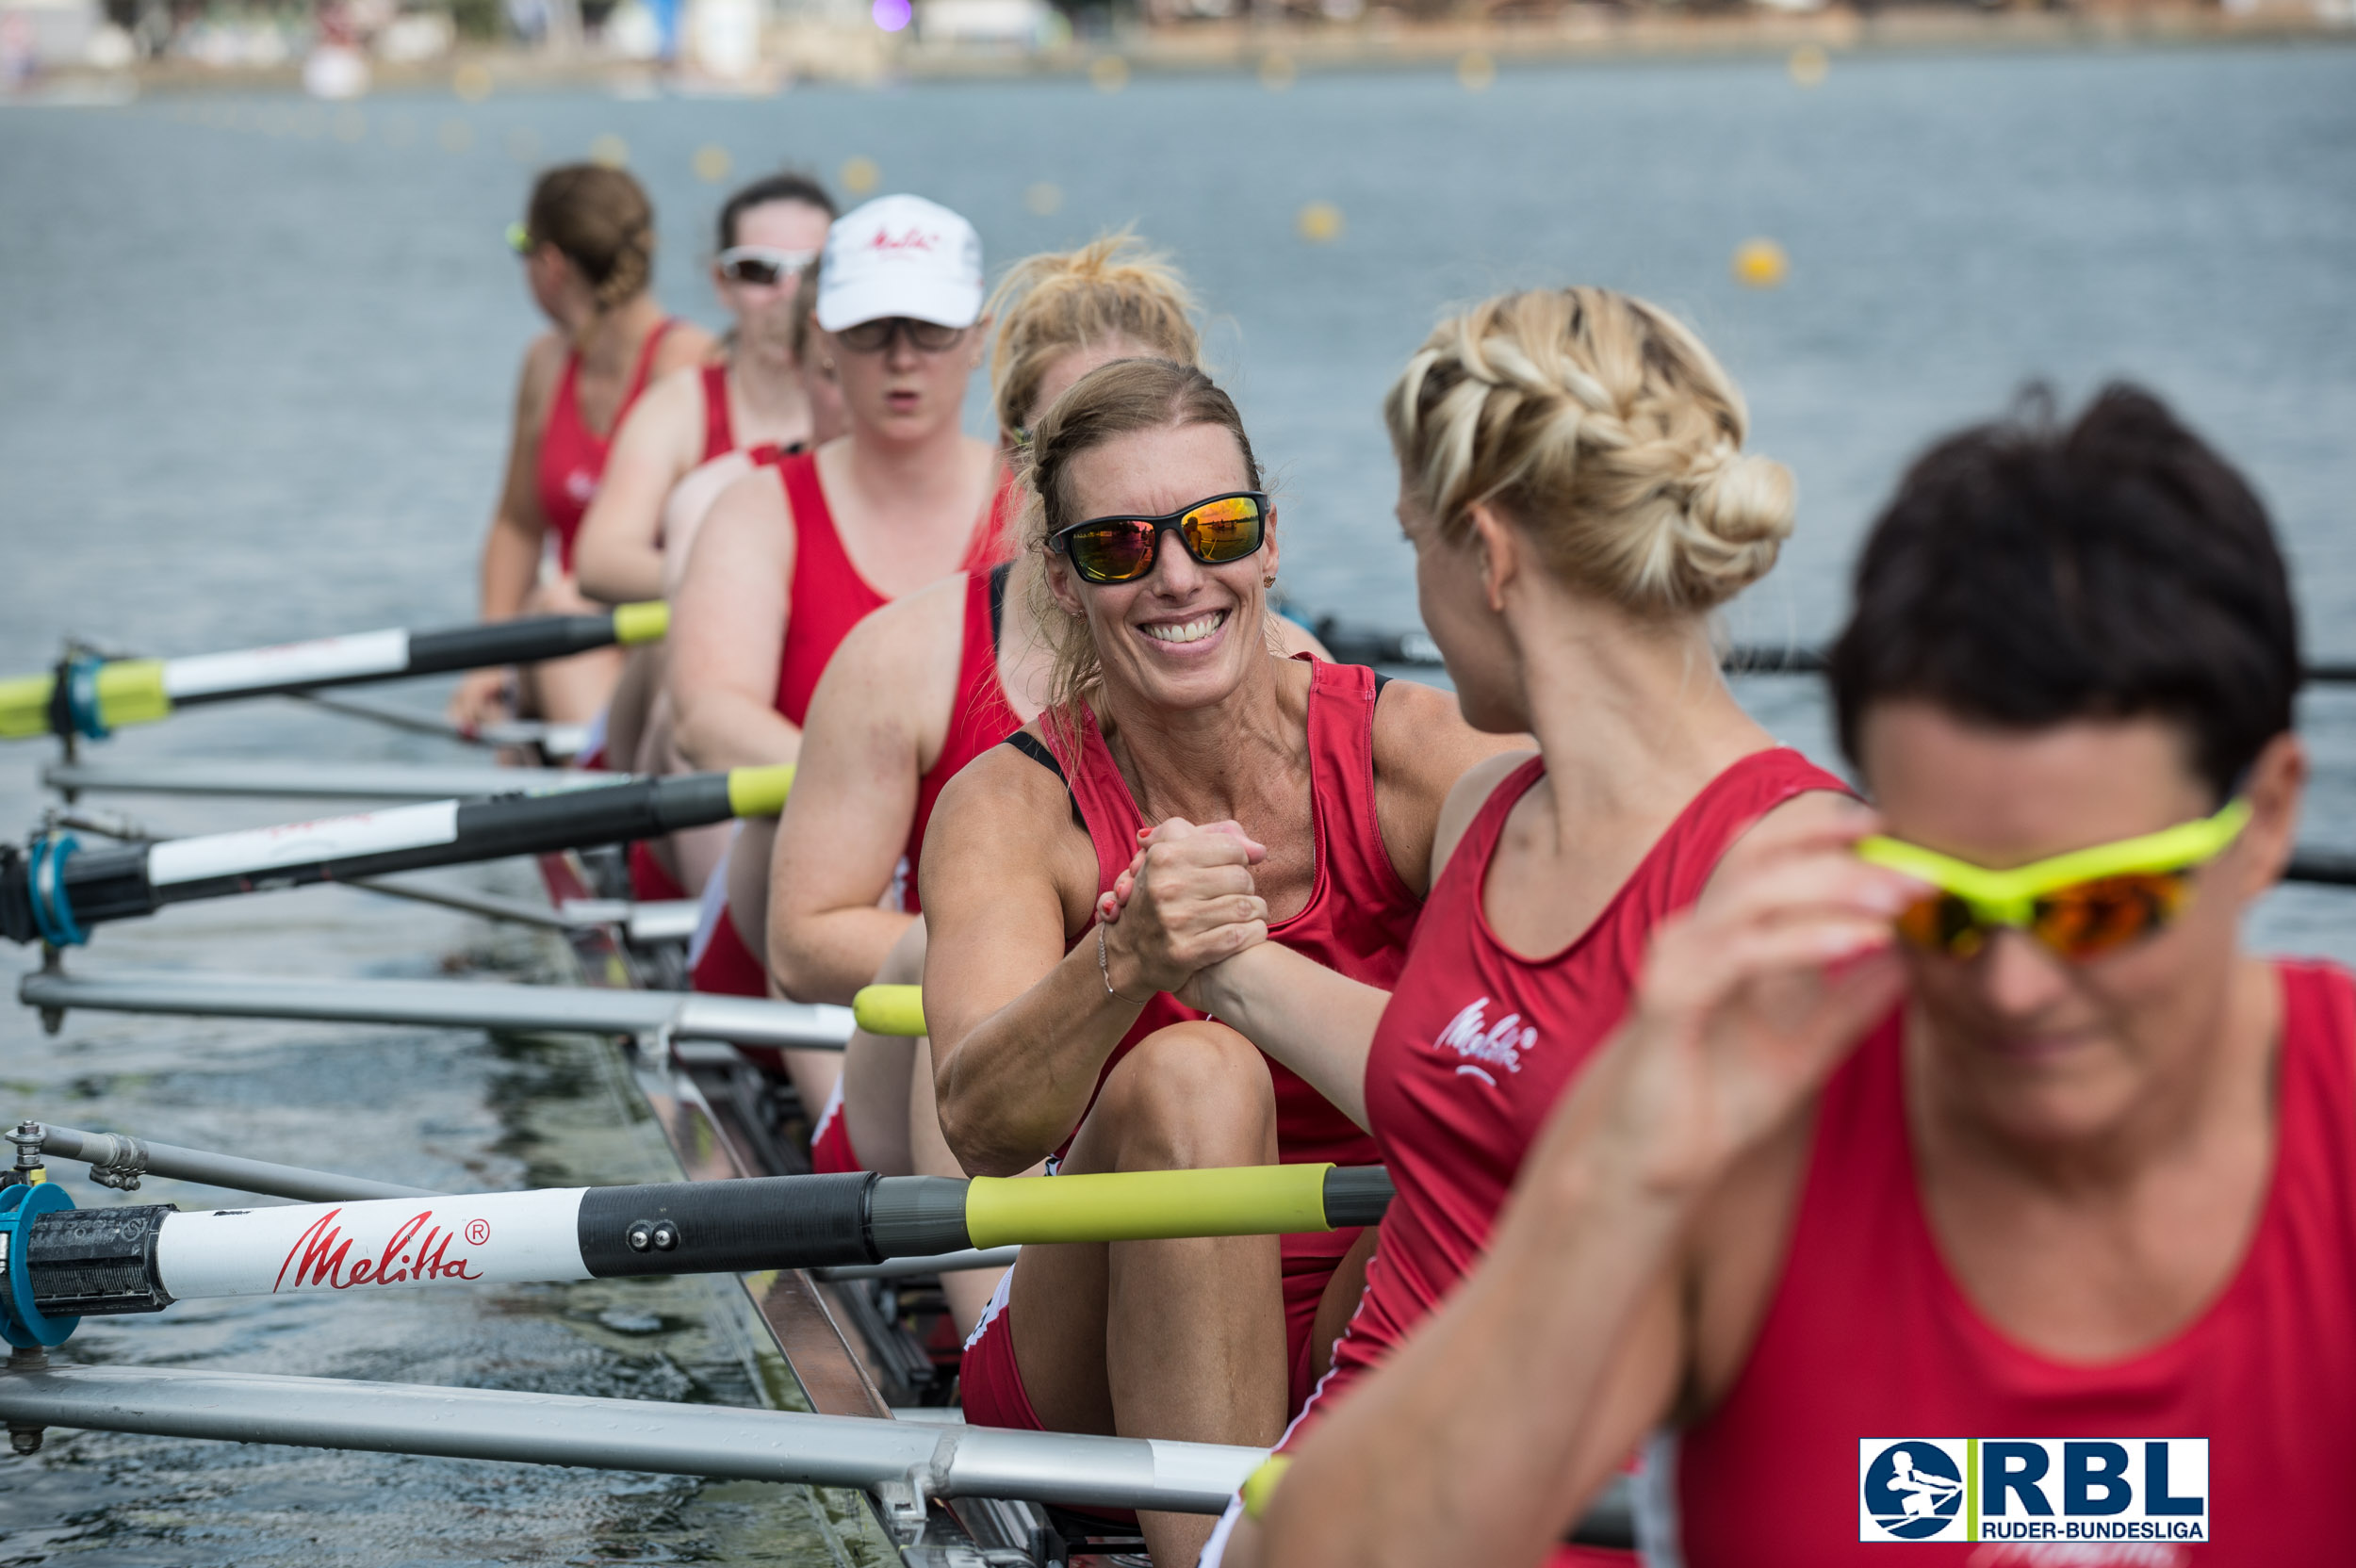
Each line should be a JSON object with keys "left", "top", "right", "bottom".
{"left": 155, "top": 1188, "right": 589, "bottom": 1301}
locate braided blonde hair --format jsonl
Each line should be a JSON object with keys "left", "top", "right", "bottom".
{"left": 1385, "top": 286, "right": 1792, "bottom": 615}
{"left": 986, "top": 231, "right": 1203, "bottom": 439}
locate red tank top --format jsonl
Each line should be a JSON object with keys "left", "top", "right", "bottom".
{"left": 699, "top": 363, "right": 734, "bottom": 464}
{"left": 536, "top": 318, "right": 676, "bottom": 574}
{"left": 770, "top": 452, "right": 1014, "bottom": 728}
{"left": 1041, "top": 661, "right": 1409, "bottom": 1226}
{"left": 906, "top": 564, "right": 1019, "bottom": 916}
{"left": 1673, "top": 958, "right": 2356, "bottom": 1566}
{"left": 1311, "top": 747, "right": 1846, "bottom": 1421}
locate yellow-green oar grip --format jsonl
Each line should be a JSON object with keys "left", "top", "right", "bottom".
{"left": 854, "top": 985, "right": 926, "bottom": 1037}
{"left": 0, "top": 661, "right": 172, "bottom": 740}
{"left": 0, "top": 673, "right": 57, "bottom": 740}
{"left": 1241, "top": 1455, "right": 1292, "bottom": 1521}
{"left": 726, "top": 764, "right": 794, "bottom": 818}
{"left": 95, "top": 660, "right": 172, "bottom": 729}
{"left": 613, "top": 601, "right": 670, "bottom": 646}
{"left": 964, "top": 1163, "right": 1336, "bottom": 1250}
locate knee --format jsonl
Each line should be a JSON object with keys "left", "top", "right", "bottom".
{"left": 1094, "top": 1022, "right": 1275, "bottom": 1164}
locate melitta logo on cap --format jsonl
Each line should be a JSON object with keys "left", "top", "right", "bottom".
{"left": 817, "top": 193, "right": 984, "bottom": 333}
{"left": 1857, "top": 1439, "right": 2208, "bottom": 1544}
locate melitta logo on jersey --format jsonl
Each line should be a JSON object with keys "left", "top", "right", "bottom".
{"left": 1432, "top": 996, "right": 1537, "bottom": 1086}
{"left": 1858, "top": 1439, "right": 2208, "bottom": 1544}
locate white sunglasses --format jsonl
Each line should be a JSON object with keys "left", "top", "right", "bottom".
{"left": 717, "top": 246, "right": 817, "bottom": 286}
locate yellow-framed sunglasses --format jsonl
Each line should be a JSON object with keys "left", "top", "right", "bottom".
{"left": 1856, "top": 797, "right": 2252, "bottom": 962}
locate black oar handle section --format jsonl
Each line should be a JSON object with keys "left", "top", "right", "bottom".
{"left": 397, "top": 616, "right": 636, "bottom": 687}
{"left": 21, "top": 1204, "right": 175, "bottom": 1317}
{"left": 1321, "top": 1164, "right": 1396, "bottom": 1228}
{"left": 579, "top": 1173, "right": 892, "bottom": 1275}
{"left": 0, "top": 772, "right": 742, "bottom": 944}
{"left": 575, "top": 1173, "right": 982, "bottom": 1277}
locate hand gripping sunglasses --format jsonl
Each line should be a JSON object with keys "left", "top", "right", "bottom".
{"left": 1048, "top": 491, "right": 1270, "bottom": 586}
{"left": 1855, "top": 797, "right": 2252, "bottom": 962}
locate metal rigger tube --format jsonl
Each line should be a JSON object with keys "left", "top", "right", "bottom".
{"left": 0, "top": 763, "right": 791, "bottom": 946}
{"left": 0, "top": 603, "right": 668, "bottom": 742}
{"left": 1, "top": 1166, "right": 1393, "bottom": 1333}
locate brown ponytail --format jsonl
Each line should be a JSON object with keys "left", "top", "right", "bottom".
{"left": 526, "top": 164, "right": 656, "bottom": 311}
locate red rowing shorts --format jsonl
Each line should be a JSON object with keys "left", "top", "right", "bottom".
{"left": 961, "top": 1227, "right": 1362, "bottom": 1448}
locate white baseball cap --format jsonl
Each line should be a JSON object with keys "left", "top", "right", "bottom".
{"left": 815, "top": 194, "right": 985, "bottom": 334}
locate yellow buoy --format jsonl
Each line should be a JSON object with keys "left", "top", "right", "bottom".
{"left": 589, "top": 132, "right": 629, "bottom": 168}
{"left": 840, "top": 155, "right": 880, "bottom": 196}
{"left": 1297, "top": 201, "right": 1345, "bottom": 244}
{"left": 1788, "top": 43, "right": 1828, "bottom": 88}
{"left": 1024, "top": 181, "right": 1063, "bottom": 216}
{"left": 694, "top": 144, "right": 732, "bottom": 183}
{"left": 1089, "top": 54, "right": 1129, "bottom": 93}
{"left": 507, "top": 126, "right": 541, "bottom": 163}
{"left": 1731, "top": 237, "right": 1790, "bottom": 289}
{"left": 1457, "top": 50, "right": 1496, "bottom": 93}
{"left": 437, "top": 119, "right": 473, "bottom": 153}
{"left": 452, "top": 60, "right": 494, "bottom": 103}
{"left": 1259, "top": 52, "right": 1296, "bottom": 91}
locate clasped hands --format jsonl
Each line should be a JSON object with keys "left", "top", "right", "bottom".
{"left": 1093, "top": 817, "right": 1270, "bottom": 1006}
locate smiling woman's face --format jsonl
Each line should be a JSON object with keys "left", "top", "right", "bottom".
{"left": 1046, "top": 419, "right": 1274, "bottom": 714}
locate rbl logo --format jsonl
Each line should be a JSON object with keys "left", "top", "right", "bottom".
{"left": 1858, "top": 1439, "right": 2208, "bottom": 1544}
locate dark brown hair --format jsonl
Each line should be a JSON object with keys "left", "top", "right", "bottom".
{"left": 715, "top": 170, "right": 837, "bottom": 252}
{"left": 1828, "top": 384, "right": 2298, "bottom": 800}
{"left": 526, "top": 164, "right": 656, "bottom": 310}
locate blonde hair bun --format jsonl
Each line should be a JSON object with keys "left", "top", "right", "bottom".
{"left": 1385, "top": 286, "right": 1792, "bottom": 615}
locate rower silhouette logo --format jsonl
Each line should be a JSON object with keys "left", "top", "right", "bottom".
{"left": 1860, "top": 1442, "right": 1965, "bottom": 1540}
{"left": 1432, "top": 996, "right": 1536, "bottom": 1086}
{"left": 1857, "top": 1439, "right": 2209, "bottom": 1544}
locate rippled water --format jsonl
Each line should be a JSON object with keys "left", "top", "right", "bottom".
{"left": 2, "top": 41, "right": 2353, "bottom": 1562}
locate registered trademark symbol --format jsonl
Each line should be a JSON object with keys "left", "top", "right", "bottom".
{"left": 465, "top": 1218, "right": 490, "bottom": 1247}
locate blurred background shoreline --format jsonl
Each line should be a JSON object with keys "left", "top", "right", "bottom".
{"left": 5, "top": 0, "right": 2350, "bottom": 105}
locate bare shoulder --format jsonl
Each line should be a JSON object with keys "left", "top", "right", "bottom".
{"left": 654, "top": 321, "right": 717, "bottom": 376}
{"left": 516, "top": 331, "right": 566, "bottom": 407}
{"left": 700, "top": 462, "right": 791, "bottom": 552}
{"left": 816, "top": 575, "right": 968, "bottom": 725}
{"left": 924, "top": 727, "right": 1099, "bottom": 930}
{"left": 635, "top": 362, "right": 705, "bottom": 419}
{"left": 1429, "top": 746, "right": 1540, "bottom": 885}
{"left": 1708, "top": 773, "right": 1860, "bottom": 886}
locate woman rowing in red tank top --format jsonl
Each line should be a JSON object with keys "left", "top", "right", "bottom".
{"left": 1074, "top": 290, "right": 1824, "bottom": 1568}
{"left": 766, "top": 236, "right": 1323, "bottom": 1336}
{"left": 919, "top": 359, "right": 1519, "bottom": 1568}
{"left": 450, "top": 164, "right": 712, "bottom": 733}
{"left": 567, "top": 172, "right": 837, "bottom": 840}
{"left": 666, "top": 193, "right": 1008, "bottom": 1126}
{"left": 1246, "top": 389, "right": 2344, "bottom": 1566}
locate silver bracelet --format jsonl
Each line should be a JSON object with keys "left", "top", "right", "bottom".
{"left": 1097, "top": 923, "right": 1153, "bottom": 1005}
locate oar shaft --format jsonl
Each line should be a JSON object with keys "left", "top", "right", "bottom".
{"left": 0, "top": 605, "right": 667, "bottom": 742}
{"left": 0, "top": 766, "right": 789, "bottom": 944}
{"left": 13, "top": 1165, "right": 1394, "bottom": 1317}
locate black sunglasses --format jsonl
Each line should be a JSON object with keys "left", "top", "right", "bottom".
{"left": 1049, "top": 491, "right": 1270, "bottom": 585}
{"left": 836, "top": 316, "right": 968, "bottom": 354}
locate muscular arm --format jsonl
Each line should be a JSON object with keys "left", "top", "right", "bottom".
{"left": 575, "top": 367, "right": 701, "bottom": 606}
{"left": 920, "top": 748, "right": 1136, "bottom": 1177}
{"left": 478, "top": 336, "right": 560, "bottom": 623}
{"left": 1185, "top": 701, "right": 1531, "bottom": 1129}
{"left": 767, "top": 580, "right": 963, "bottom": 1003}
{"left": 667, "top": 466, "right": 800, "bottom": 771}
